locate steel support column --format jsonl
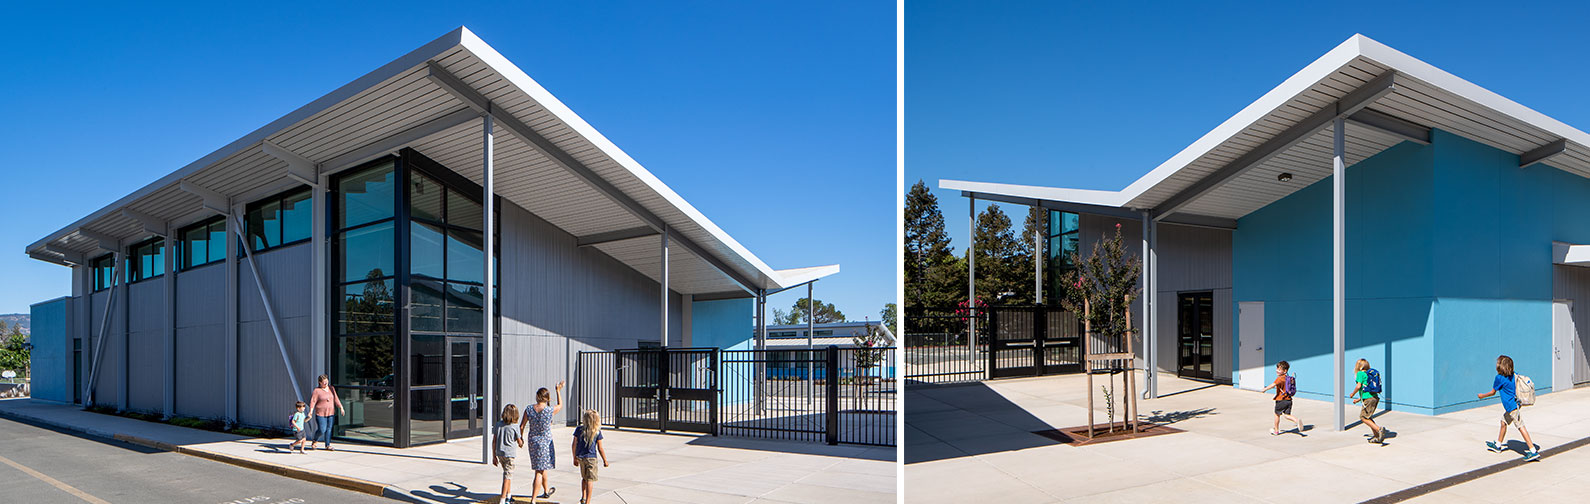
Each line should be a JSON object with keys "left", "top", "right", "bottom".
{"left": 807, "top": 282, "right": 815, "bottom": 404}
{"left": 755, "top": 289, "right": 767, "bottom": 415}
{"left": 968, "top": 196, "right": 977, "bottom": 364}
{"left": 661, "top": 227, "right": 670, "bottom": 348}
{"left": 481, "top": 114, "right": 496, "bottom": 464}
{"left": 1333, "top": 117, "right": 1347, "bottom": 432}
{"left": 311, "top": 175, "right": 328, "bottom": 394}
{"left": 1035, "top": 225, "right": 1044, "bottom": 305}
{"left": 1142, "top": 211, "right": 1158, "bottom": 399}
{"left": 225, "top": 206, "right": 239, "bottom": 424}
{"left": 163, "top": 234, "right": 176, "bottom": 417}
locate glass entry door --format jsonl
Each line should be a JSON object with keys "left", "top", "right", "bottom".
{"left": 446, "top": 337, "right": 482, "bottom": 438}
{"left": 1177, "top": 292, "right": 1215, "bottom": 381}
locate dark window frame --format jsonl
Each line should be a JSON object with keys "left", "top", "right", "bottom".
{"left": 125, "top": 237, "right": 166, "bottom": 283}
{"left": 245, "top": 186, "right": 313, "bottom": 254}
{"left": 91, "top": 254, "right": 115, "bottom": 292}
{"left": 177, "top": 216, "right": 228, "bottom": 271}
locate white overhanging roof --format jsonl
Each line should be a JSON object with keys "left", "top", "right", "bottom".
{"left": 943, "top": 34, "right": 1590, "bottom": 227}
{"left": 26, "top": 27, "right": 835, "bottom": 296}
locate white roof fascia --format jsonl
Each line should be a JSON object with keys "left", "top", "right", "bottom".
{"left": 939, "top": 179, "right": 1128, "bottom": 207}
{"left": 455, "top": 29, "right": 793, "bottom": 290}
{"left": 946, "top": 34, "right": 1590, "bottom": 214}
{"left": 27, "top": 28, "right": 469, "bottom": 255}
{"left": 772, "top": 265, "right": 842, "bottom": 287}
{"left": 1115, "top": 36, "right": 1367, "bottom": 203}
{"left": 1352, "top": 36, "right": 1590, "bottom": 150}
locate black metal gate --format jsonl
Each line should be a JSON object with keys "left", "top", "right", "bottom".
{"left": 614, "top": 348, "right": 718, "bottom": 434}
{"left": 988, "top": 306, "right": 1082, "bottom": 379}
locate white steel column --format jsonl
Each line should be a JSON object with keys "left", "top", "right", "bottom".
{"left": 481, "top": 114, "right": 496, "bottom": 464}
{"left": 119, "top": 246, "right": 130, "bottom": 412}
{"left": 807, "top": 282, "right": 815, "bottom": 404}
{"left": 1035, "top": 225, "right": 1044, "bottom": 304}
{"left": 225, "top": 206, "right": 239, "bottom": 424}
{"left": 1142, "top": 212, "right": 1158, "bottom": 399}
{"left": 660, "top": 227, "right": 669, "bottom": 348}
{"left": 755, "top": 289, "right": 767, "bottom": 415}
{"left": 967, "top": 196, "right": 976, "bottom": 363}
{"left": 1333, "top": 116, "right": 1347, "bottom": 432}
{"left": 163, "top": 234, "right": 176, "bottom": 417}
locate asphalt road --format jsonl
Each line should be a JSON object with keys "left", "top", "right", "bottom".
{"left": 0, "top": 416, "right": 392, "bottom": 504}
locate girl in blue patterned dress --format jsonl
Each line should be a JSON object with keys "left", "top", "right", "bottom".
{"left": 519, "top": 380, "right": 564, "bottom": 502}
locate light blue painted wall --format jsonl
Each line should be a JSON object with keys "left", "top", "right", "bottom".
{"left": 690, "top": 298, "right": 753, "bottom": 404}
{"left": 29, "top": 297, "right": 70, "bottom": 403}
{"left": 1428, "top": 129, "right": 1559, "bottom": 414}
{"left": 1234, "top": 128, "right": 1590, "bottom": 415}
{"left": 691, "top": 298, "right": 754, "bottom": 351}
{"left": 1234, "top": 139, "right": 1439, "bottom": 412}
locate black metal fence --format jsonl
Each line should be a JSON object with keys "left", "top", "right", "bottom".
{"left": 574, "top": 346, "right": 897, "bottom": 447}
{"left": 904, "top": 306, "right": 987, "bottom": 384}
{"left": 906, "top": 305, "right": 1087, "bottom": 383}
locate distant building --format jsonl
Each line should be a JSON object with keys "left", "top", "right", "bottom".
{"left": 757, "top": 321, "right": 896, "bottom": 379}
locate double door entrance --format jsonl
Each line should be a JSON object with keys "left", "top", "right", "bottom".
{"left": 1177, "top": 292, "right": 1215, "bottom": 381}
{"left": 614, "top": 348, "right": 718, "bottom": 434}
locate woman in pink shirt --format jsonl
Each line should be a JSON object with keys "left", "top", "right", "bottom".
{"left": 308, "top": 375, "right": 345, "bottom": 451}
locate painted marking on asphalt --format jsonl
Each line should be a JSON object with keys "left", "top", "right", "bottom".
{"left": 0, "top": 452, "right": 112, "bottom": 504}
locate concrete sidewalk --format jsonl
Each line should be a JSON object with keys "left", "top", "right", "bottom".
{"left": 905, "top": 374, "right": 1590, "bottom": 503}
{"left": 0, "top": 399, "right": 894, "bottom": 503}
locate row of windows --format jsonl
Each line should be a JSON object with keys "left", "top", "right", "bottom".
{"left": 89, "top": 186, "right": 316, "bottom": 291}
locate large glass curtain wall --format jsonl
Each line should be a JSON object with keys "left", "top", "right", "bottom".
{"left": 330, "top": 149, "right": 495, "bottom": 448}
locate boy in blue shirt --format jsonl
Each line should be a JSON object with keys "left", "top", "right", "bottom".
{"left": 1477, "top": 355, "right": 1539, "bottom": 461}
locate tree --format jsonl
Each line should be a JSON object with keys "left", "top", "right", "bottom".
{"left": 880, "top": 303, "right": 898, "bottom": 335}
{"left": 972, "top": 203, "right": 1024, "bottom": 304}
{"left": 904, "top": 180, "right": 957, "bottom": 309}
{"left": 0, "top": 321, "right": 29, "bottom": 378}
{"left": 1005, "top": 206, "right": 1047, "bottom": 304}
{"left": 1058, "top": 223, "right": 1140, "bottom": 343}
{"left": 774, "top": 297, "right": 845, "bottom": 325}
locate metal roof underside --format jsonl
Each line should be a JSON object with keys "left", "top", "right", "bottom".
{"left": 942, "top": 35, "right": 1590, "bottom": 222}
{"left": 26, "top": 27, "right": 836, "bottom": 296}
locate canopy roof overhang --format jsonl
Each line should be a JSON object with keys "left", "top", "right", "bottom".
{"left": 942, "top": 34, "right": 1590, "bottom": 225}
{"left": 26, "top": 27, "right": 836, "bottom": 297}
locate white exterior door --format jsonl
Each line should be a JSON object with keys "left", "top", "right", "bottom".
{"left": 1238, "top": 302, "right": 1265, "bottom": 390}
{"left": 1554, "top": 300, "right": 1576, "bottom": 393}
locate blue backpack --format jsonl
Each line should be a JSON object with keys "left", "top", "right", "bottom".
{"left": 1363, "top": 369, "right": 1382, "bottom": 394}
{"left": 1284, "top": 375, "right": 1296, "bottom": 397}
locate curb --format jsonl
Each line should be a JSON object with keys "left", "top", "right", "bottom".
{"left": 0, "top": 406, "right": 413, "bottom": 501}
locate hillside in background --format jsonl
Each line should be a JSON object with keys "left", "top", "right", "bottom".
{"left": 0, "top": 314, "right": 29, "bottom": 335}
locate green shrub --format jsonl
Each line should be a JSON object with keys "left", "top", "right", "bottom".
{"left": 230, "top": 427, "right": 269, "bottom": 438}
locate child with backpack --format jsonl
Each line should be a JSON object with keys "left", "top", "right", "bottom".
{"left": 494, "top": 404, "right": 525, "bottom": 504}
{"left": 1477, "top": 354, "right": 1540, "bottom": 461}
{"left": 1259, "top": 361, "right": 1305, "bottom": 436}
{"left": 1349, "top": 358, "right": 1386, "bottom": 444}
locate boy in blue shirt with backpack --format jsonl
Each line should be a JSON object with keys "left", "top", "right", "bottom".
{"left": 1477, "top": 354, "right": 1540, "bottom": 462}
{"left": 1259, "top": 361, "right": 1305, "bottom": 436}
{"left": 1349, "top": 358, "right": 1386, "bottom": 444}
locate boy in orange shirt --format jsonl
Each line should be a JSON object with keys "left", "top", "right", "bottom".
{"left": 1259, "top": 361, "right": 1305, "bottom": 436}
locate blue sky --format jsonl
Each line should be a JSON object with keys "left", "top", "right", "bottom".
{"left": 908, "top": 1, "right": 1590, "bottom": 252}
{"left": 0, "top": 2, "right": 894, "bottom": 320}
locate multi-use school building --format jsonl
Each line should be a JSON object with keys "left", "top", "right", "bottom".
{"left": 944, "top": 35, "right": 1590, "bottom": 420}
{"left": 25, "top": 27, "right": 837, "bottom": 448}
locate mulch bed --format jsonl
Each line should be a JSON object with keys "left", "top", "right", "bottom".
{"left": 1032, "top": 422, "right": 1185, "bottom": 446}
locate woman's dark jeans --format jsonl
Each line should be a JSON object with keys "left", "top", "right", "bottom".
{"left": 315, "top": 415, "right": 334, "bottom": 446}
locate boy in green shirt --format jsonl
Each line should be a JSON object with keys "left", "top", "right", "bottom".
{"left": 1348, "top": 358, "right": 1386, "bottom": 444}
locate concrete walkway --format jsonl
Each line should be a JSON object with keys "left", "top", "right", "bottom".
{"left": 905, "top": 373, "right": 1590, "bottom": 503}
{"left": 0, "top": 399, "right": 894, "bottom": 503}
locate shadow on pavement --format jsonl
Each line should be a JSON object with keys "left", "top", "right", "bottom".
{"left": 1141, "top": 407, "right": 1217, "bottom": 425}
{"left": 904, "top": 381, "right": 1065, "bottom": 464}
{"left": 411, "top": 481, "right": 498, "bottom": 504}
